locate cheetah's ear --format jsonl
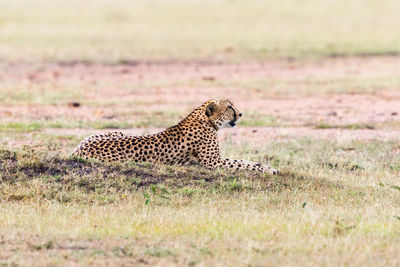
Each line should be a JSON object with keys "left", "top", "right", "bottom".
{"left": 206, "top": 102, "right": 217, "bottom": 117}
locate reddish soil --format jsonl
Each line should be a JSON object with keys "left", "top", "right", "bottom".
{"left": 1, "top": 56, "right": 400, "bottom": 143}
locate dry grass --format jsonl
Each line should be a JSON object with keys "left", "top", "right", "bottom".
{"left": 1, "top": 60, "right": 400, "bottom": 266}
{"left": 1, "top": 0, "right": 400, "bottom": 62}
{"left": 1, "top": 138, "right": 399, "bottom": 266}
{"left": 1, "top": 1, "right": 400, "bottom": 265}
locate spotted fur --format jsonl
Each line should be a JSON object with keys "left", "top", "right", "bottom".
{"left": 71, "top": 99, "right": 278, "bottom": 174}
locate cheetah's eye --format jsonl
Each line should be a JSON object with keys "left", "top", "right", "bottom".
{"left": 227, "top": 106, "right": 236, "bottom": 117}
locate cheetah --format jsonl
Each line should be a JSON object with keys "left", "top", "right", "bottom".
{"left": 71, "top": 99, "right": 278, "bottom": 174}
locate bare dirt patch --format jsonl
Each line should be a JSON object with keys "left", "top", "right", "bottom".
{"left": 1, "top": 56, "right": 400, "bottom": 141}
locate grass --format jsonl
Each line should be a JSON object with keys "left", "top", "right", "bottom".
{"left": 1, "top": 117, "right": 398, "bottom": 134}
{"left": 313, "top": 123, "right": 376, "bottom": 130}
{"left": 1, "top": 0, "right": 400, "bottom": 265}
{"left": 1, "top": 138, "right": 399, "bottom": 265}
{"left": 0, "top": 116, "right": 283, "bottom": 133}
{"left": 0, "top": 0, "right": 400, "bottom": 62}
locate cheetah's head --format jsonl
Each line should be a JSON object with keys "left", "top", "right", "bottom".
{"left": 205, "top": 99, "right": 242, "bottom": 130}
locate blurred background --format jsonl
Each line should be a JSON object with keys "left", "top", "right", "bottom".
{"left": 1, "top": 0, "right": 400, "bottom": 151}
{"left": 1, "top": 0, "right": 400, "bottom": 62}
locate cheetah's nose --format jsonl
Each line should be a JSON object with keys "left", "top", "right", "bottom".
{"left": 239, "top": 113, "right": 242, "bottom": 117}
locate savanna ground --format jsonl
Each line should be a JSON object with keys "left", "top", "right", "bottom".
{"left": 1, "top": 0, "right": 400, "bottom": 266}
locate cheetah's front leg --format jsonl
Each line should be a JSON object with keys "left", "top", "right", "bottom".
{"left": 197, "top": 148, "right": 278, "bottom": 174}
{"left": 195, "top": 133, "right": 278, "bottom": 174}
{"left": 222, "top": 159, "right": 278, "bottom": 174}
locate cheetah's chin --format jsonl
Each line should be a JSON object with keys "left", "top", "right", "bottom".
{"left": 228, "top": 121, "right": 236, "bottom": 127}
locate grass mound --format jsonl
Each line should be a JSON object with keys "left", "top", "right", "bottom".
{"left": 0, "top": 148, "right": 342, "bottom": 204}
{"left": 0, "top": 143, "right": 398, "bottom": 266}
